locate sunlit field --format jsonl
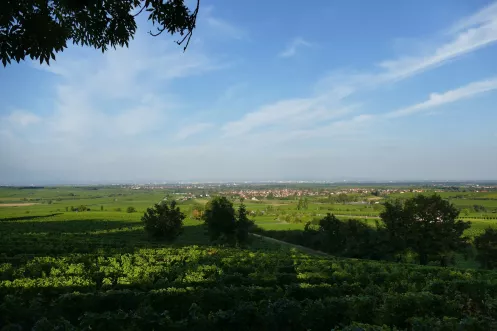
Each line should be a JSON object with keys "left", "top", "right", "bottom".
{"left": 1, "top": 186, "right": 497, "bottom": 329}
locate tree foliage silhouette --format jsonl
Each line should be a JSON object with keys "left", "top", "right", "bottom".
{"left": 381, "top": 194, "right": 470, "bottom": 265}
{"left": 142, "top": 200, "right": 185, "bottom": 241}
{"left": 1, "top": 0, "right": 200, "bottom": 66}
{"left": 475, "top": 228, "right": 497, "bottom": 269}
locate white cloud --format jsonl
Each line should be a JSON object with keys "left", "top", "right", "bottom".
{"left": 205, "top": 17, "right": 246, "bottom": 40}
{"left": 201, "top": 6, "right": 246, "bottom": 41}
{"left": 279, "top": 37, "right": 312, "bottom": 58}
{"left": 2, "top": 2, "right": 497, "bottom": 183}
{"left": 7, "top": 110, "right": 41, "bottom": 126}
{"left": 35, "top": 31, "right": 222, "bottom": 142}
{"left": 114, "top": 96, "right": 168, "bottom": 136}
{"left": 175, "top": 122, "right": 213, "bottom": 140}
{"left": 377, "top": 5, "right": 497, "bottom": 82}
{"left": 386, "top": 77, "right": 497, "bottom": 118}
{"left": 218, "top": 83, "right": 247, "bottom": 104}
{"left": 221, "top": 89, "right": 355, "bottom": 138}
{"left": 225, "top": 2, "right": 497, "bottom": 141}
{"left": 449, "top": 1, "right": 497, "bottom": 33}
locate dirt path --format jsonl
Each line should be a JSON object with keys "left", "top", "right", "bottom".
{"left": 0, "top": 203, "right": 39, "bottom": 207}
{"left": 251, "top": 233, "right": 329, "bottom": 257}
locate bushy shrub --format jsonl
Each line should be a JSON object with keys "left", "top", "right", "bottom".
{"left": 142, "top": 200, "right": 185, "bottom": 241}
{"left": 127, "top": 206, "right": 136, "bottom": 213}
{"left": 474, "top": 228, "right": 497, "bottom": 269}
{"left": 203, "top": 197, "right": 254, "bottom": 246}
{"left": 236, "top": 202, "right": 254, "bottom": 246}
{"left": 381, "top": 194, "right": 470, "bottom": 265}
{"left": 203, "top": 197, "right": 237, "bottom": 243}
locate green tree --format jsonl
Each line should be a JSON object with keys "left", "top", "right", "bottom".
{"left": 78, "top": 205, "right": 87, "bottom": 212}
{"left": 203, "top": 196, "right": 236, "bottom": 243}
{"left": 318, "top": 213, "right": 345, "bottom": 253}
{"left": 381, "top": 194, "right": 470, "bottom": 265}
{"left": 235, "top": 200, "right": 254, "bottom": 246}
{"left": 142, "top": 200, "right": 185, "bottom": 240}
{"left": 474, "top": 228, "right": 497, "bottom": 269}
{"left": 191, "top": 202, "right": 204, "bottom": 220}
{"left": 65, "top": 206, "right": 68, "bottom": 212}
{"left": 1, "top": 0, "right": 200, "bottom": 66}
{"left": 337, "top": 193, "right": 348, "bottom": 204}
{"left": 297, "top": 197, "right": 309, "bottom": 210}
{"left": 127, "top": 206, "right": 136, "bottom": 213}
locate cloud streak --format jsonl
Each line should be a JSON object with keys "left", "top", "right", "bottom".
{"left": 279, "top": 37, "right": 312, "bottom": 58}
{"left": 175, "top": 122, "right": 213, "bottom": 140}
{"left": 224, "top": 2, "right": 497, "bottom": 141}
{"left": 386, "top": 77, "right": 497, "bottom": 118}
{"left": 7, "top": 110, "right": 41, "bottom": 126}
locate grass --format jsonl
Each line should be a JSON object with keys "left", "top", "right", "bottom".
{"left": 2, "top": 187, "right": 497, "bottom": 329}
{"left": 1, "top": 186, "right": 497, "bottom": 266}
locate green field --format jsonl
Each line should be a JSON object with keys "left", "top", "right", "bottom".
{"left": 1, "top": 186, "right": 497, "bottom": 237}
{"left": 1, "top": 186, "right": 497, "bottom": 329}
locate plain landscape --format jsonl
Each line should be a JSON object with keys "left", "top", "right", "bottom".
{"left": 1, "top": 182, "right": 497, "bottom": 329}
{"left": 2, "top": 0, "right": 497, "bottom": 329}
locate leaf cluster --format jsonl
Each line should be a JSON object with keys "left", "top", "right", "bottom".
{"left": 0, "top": 0, "right": 199, "bottom": 66}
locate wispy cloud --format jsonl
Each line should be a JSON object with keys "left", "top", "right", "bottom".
{"left": 449, "top": 1, "right": 497, "bottom": 33}
{"left": 40, "top": 33, "right": 222, "bottom": 140}
{"left": 201, "top": 6, "right": 246, "bottom": 41}
{"left": 222, "top": 88, "right": 354, "bottom": 138}
{"left": 217, "top": 82, "right": 247, "bottom": 104}
{"left": 7, "top": 110, "right": 41, "bottom": 126}
{"left": 205, "top": 17, "right": 246, "bottom": 40}
{"left": 279, "top": 37, "right": 312, "bottom": 58}
{"left": 386, "top": 77, "right": 497, "bottom": 118}
{"left": 175, "top": 122, "right": 213, "bottom": 140}
{"left": 222, "top": 3, "right": 497, "bottom": 144}
{"left": 377, "top": 6, "right": 497, "bottom": 82}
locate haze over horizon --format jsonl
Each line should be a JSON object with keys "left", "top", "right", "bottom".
{"left": 1, "top": 0, "right": 497, "bottom": 184}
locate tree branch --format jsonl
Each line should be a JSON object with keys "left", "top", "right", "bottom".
{"left": 132, "top": 4, "right": 147, "bottom": 17}
{"left": 175, "top": 0, "right": 200, "bottom": 52}
{"left": 149, "top": 26, "right": 165, "bottom": 37}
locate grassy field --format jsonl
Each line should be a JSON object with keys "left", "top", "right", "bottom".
{"left": 1, "top": 186, "right": 496, "bottom": 236}
{"left": 1, "top": 186, "right": 497, "bottom": 329}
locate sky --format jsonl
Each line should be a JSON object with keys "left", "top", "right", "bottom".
{"left": 1, "top": 0, "right": 497, "bottom": 184}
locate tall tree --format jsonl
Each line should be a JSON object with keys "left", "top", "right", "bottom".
{"left": 381, "top": 194, "right": 470, "bottom": 265}
{"left": 1, "top": 0, "right": 200, "bottom": 66}
{"left": 203, "top": 196, "right": 236, "bottom": 243}
{"left": 235, "top": 199, "right": 254, "bottom": 245}
{"left": 474, "top": 228, "right": 497, "bottom": 269}
{"left": 142, "top": 200, "right": 185, "bottom": 241}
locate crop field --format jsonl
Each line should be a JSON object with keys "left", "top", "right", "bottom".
{"left": 1, "top": 186, "right": 497, "bottom": 329}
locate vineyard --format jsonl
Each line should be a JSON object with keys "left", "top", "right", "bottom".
{"left": 1, "top": 187, "right": 497, "bottom": 329}
{"left": 1, "top": 218, "right": 497, "bottom": 330}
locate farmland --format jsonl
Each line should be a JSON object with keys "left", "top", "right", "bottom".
{"left": 1, "top": 184, "right": 497, "bottom": 329}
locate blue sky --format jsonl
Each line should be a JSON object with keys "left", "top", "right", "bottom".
{"left": 1, "top": 0, "right": 497, "bottom": 184}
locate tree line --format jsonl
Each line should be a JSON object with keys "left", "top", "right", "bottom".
{"left": 255, "top": 194, "right": 497, "bottom": 268}
{"left": 141, "top": 196, "right": 254, "bottom": 246}
{"left": 140, "top": 193, "right": 497, "bottom": 268}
